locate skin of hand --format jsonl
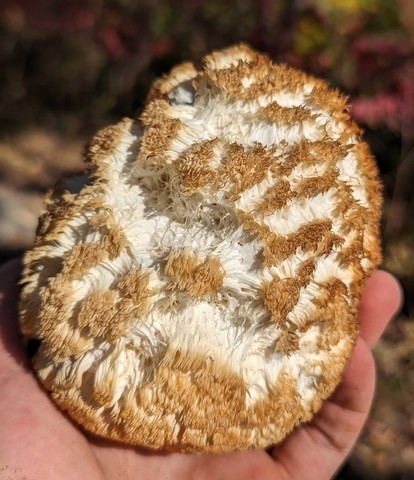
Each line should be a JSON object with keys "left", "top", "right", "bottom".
{"left": 0, "top": 258, "right": 402, "bottom": 480}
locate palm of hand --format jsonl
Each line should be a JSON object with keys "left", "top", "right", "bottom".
{"left": 0, "top": 260, "right": 401, "bottom": 480}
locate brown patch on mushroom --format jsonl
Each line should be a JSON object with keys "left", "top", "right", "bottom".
{"left": 336, "top": 242, "right": 362, "bottom": 268}
{"left": 258, "top": 103, "right": 313, "bottom": 124}
{"left": 220, "top": 143, "right": 275, "bottom": 197}
{"left": 204, "top": 46, "right": 271, "bottom": 98}
{"left": 117, "top": 266, "right": 152, "bottom": 309}
{"left": 88, "top": 209, "right": 112, "bottom": 230}
{"left": 295, "top": 166, "right": 339, "bottom": 198}
{"left": 277, "top": 140, "right": 348, "bottom": 177}
{"left": 262, "top": 277, "right": 302, "bottom": 325}
{"left": 257, "top": 166, "right": 339, "bottom": 217}
{"left": 310, "top": 277, "right": 358, "bottom": 349}
{"left": 275, "top": 330, "right": 301, "bottom": 355}
{"left": 36, "top": 278, "right": 93, "bottom": 358}
{"left": 245, "top": 64, "right": 311, "bottom": 101}
{"left": 334, "top": 181, "right": 360, "bottom": 220}
{"left": 177, "top": 139, "right": 219, "bottom": 193}
{"left": 102, "top": 224, "right": 129, "bottom": 259}
{"left": 308, "top": 80, "right": 350, "bottom": 117}
{"left": 140, "top": 99, "right": 183, "bottom": 160}
{"left": 36, "top": 189, "right": 79, "bottom": 240}
{"left": 257, "top": 180, "right": 295, "bottom": 215}
{"left": 260, "top": 257, "right": 315, "bottom": 332}
{"left": 262, "top": 219, "right": 342, "bottom": 267}
{"left": 62, "top": 243, "right": 108, "bottom": 279}
{"left": 77, "top": 290, "right": 121, "bottom": 339}
{"left": 240, "top": 212, "right": 331, "bottom": 266}
{"left": 164, "top": 249, "right": 224, "bottom": 298}
{"left": 316, "top": 296, "right": 359, "bottom": 353}
{"left": 313, "top": 277, "right": 348, "bottom": 308}
{"left": 84, "top": 118, "right": 135, "bottom": 180}
{"left": 297, "top": 257, "right": 317, "bottom": 284}
{"left": 75, "top": 270, "right": 152, "bottom": 342}
{"left": 342, "top": 205, "right": 370, "bottom": 233}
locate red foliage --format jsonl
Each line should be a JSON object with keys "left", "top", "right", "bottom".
{"left": 350, "top": 35, "right": 414, "bottom": 138}
{"left": 1, "top": 0, "right": 413, "bottom": 142}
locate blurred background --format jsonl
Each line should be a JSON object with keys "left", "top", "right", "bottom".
{"left": 0, "top": 0, "right": 413, "bottom": 477}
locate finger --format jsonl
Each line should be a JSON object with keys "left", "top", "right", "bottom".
{"left": 359, "top": 270, "right": 403, "bottom": 348}
{"left": 271, "top": 338, "right": 376, "bottom": 479}
{"left": 0, "top": 258, "right": 28, "bottom": 373}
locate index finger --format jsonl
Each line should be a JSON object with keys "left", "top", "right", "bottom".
{"left": 358, "top": 270, "right": 403, "bottom": 348}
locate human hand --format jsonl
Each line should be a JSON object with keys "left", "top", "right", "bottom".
{"left": 0, "top": 259, "right": 402, "bottom": 480}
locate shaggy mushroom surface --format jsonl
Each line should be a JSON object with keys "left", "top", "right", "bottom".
{"left": 19, "top": 44, "right": 382, "bottom": 453}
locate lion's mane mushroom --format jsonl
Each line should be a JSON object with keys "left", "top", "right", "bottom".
{"left": 19, "top": 44, "right": 382, "bottom": 453}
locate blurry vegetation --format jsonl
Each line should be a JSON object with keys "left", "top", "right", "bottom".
{"left": 0, "top": 0, "right": 413, "bottom": 478}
